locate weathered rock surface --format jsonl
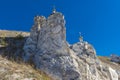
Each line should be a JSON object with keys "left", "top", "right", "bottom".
{"left": 24, "top": 11, "right": 81, "bottom": 80}
{"left": 24, "top": 10, "right": 119, "bottom": 80}
{"left": 110, "top": 54, "right": 120, "bottom": 63}
{"left": 70, "top": 41, "right": 119, "bottom": 80}
{"left": 0, "top": 30, "right": 30, "bottom": 59}
{"left": 108, "top": 67, "right": 118, "bottom": 80}
{"left": 70, "top": 41, "right": 96, "bottom": 59}
{"left": 99, "top": 56, "right": 120, "bottom": 80}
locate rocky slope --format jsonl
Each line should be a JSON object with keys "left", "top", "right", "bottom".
{"left": 0, "top": 10, "right": 120, "bottom": 80}
{"left": 98, "top": 56, "right": 120, "bottom": 80}
{"left": 0, "top": 30, "right": 120, "bottom": 80}
{"left": 0, "top": 30, "right": 52, "bottom": 80}
{"left": 0, "top": 30, "right": 29, "bottom": 59}
{"left": 23, "top": 9, "right": 120, "bottom": 80}
{"left": 0, "top": 55, "right": 52, "bottom": 80}
{"left": 110, "top": 54, "right": 120, "bottom": 63}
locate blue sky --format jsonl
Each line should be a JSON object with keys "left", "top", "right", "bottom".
{"left": 0, "top": 0, "right": 120, "bottom": 56}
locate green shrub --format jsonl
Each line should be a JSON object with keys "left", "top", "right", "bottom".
{"left": 0, "top": 38, "right": 7, "bottom": 46}
{"left": 16, "top": 34, "right": 24, "bottom": 40}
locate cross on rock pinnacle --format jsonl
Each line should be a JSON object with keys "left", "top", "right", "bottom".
{"left": 52, "top": 5, "right": 56, "bottom": 13}
{"left": 79, "top": 32, "right": 83, "bottom": 42}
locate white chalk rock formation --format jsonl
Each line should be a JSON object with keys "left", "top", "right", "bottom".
{"left": 70, "top": 40, "right": 119, "bottom": 80}
{"left": 109, "top": 67, "right": 118, "bottom": 80}
{"left": 23, "top": 16, "right": 46, "bottom": 61}
{"left": 24, "top": 11, "right": 81, "bottom": 80}
{"left": 24, "top": 10, "right": 119, "bottom": 80}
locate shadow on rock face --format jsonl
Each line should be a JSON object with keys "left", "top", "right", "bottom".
{"left": 0, "top": 36, "right": 27, "bottom": 62}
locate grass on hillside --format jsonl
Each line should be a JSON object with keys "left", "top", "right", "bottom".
{"left": 98, "top": 56, "right": 120, "bottom": 70}
{"left": 0, "top": 56, "right": 52, "bottom": 80}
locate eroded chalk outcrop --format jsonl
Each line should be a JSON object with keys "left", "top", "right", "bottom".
{"left": 23, "top": 10, "right": 118, "bottom": 80}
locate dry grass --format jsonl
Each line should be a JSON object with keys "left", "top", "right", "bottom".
{"left": 0, "top": 30, "right": 30, "bottom": 37}
{"left": 98, "top": 56, "right": 120, "bottom": 70}
{"left": 0, "top": 56, "right": 52, "bottom": 80}
{"left": 0, "top": 30, "right": 52, "bottom": 80}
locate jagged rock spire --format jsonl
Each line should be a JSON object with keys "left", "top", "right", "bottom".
{"left": 34, "top": 15, "right": 41, "bottom": 25}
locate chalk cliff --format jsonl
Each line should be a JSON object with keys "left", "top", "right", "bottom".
{"left": 23, "top": 10, "right": 119, "bottom": 80}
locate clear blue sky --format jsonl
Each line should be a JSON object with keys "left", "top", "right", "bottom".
{"left": 0, "top": 0, "right": 120, "bottom": 56}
